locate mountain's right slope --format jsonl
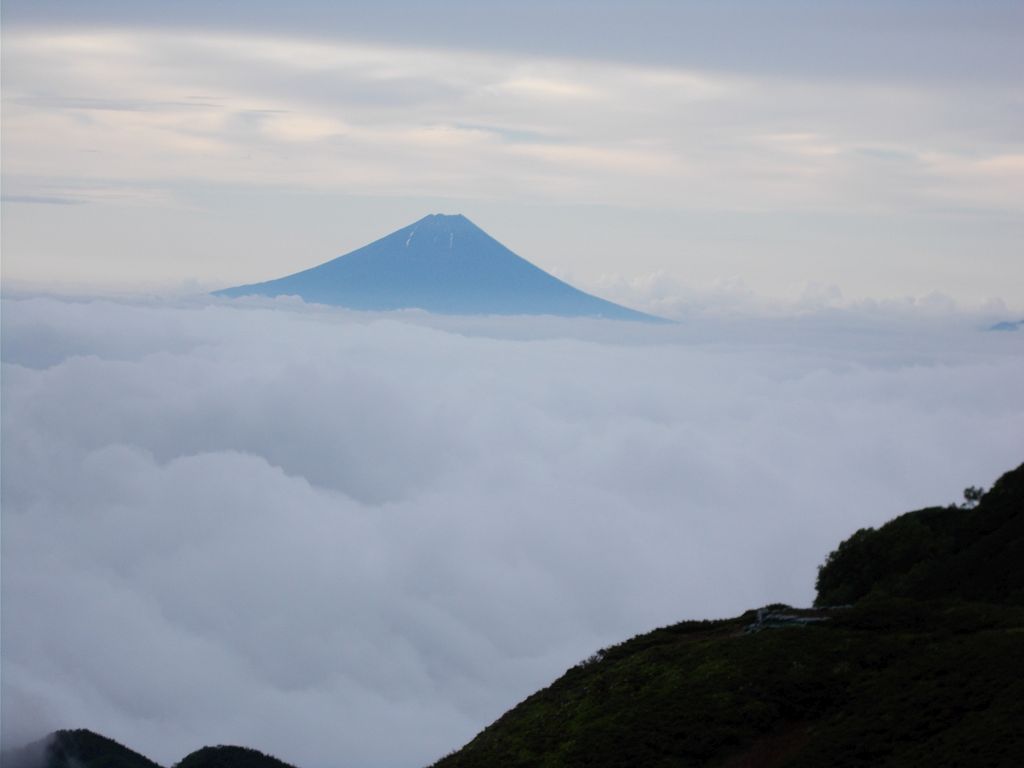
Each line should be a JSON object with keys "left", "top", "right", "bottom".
{"left": 431, "top": 463, "right": 1024, "bottom": 768}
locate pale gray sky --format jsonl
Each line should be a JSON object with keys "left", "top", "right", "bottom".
{"left": 2, "top": 1, "right": 1022, "bottom": 311}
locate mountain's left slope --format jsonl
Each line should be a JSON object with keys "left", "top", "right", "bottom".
{"left": 215, "top": 214, "right": 661, "bottom": 321}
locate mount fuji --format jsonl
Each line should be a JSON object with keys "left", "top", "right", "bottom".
{"left": 215, "top": 214, "right": 662, "bottom": 321}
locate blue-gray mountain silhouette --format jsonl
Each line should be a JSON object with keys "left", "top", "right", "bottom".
{"left": 216, "top": 214, "right": 661, "bottom": 321}
{"left": 989, "top": 319, "right": 1024, "bottom": 332}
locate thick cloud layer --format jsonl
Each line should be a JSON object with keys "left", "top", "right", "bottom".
{"left": 2, "top": 296, "right": 1022, "bottom": 767}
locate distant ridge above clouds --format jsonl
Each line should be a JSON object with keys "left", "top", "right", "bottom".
{"left": 215, "top": 214, "right": 664, "bottom": 322}
{"left": 989, "top": 319, "right": 1024, "bottom": 332}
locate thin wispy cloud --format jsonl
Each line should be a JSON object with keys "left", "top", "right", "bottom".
{"left": 5, "top": 28, "right": 1019, "bottom": 214}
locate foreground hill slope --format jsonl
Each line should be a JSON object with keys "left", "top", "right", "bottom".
{"left": 215, "top": 214, "right": 660, "bottom": 321}
{"left": 432, "top": 463, "right": 1024, "bottom": 768}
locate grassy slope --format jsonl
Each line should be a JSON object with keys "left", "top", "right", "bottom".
{"left": 433, "top": 464, "right": 1024, "bottom": 768}
{"left": 431, "top": 601, "right": 1024, "bottom": 767}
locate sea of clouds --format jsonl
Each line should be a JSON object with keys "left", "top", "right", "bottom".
{"left": 2, "top": 294, "right": 1023, "bottom": 767}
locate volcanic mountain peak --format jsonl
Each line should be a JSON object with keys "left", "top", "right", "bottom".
{"left": 216, "top": 214, "right": 662, "bottom": 321}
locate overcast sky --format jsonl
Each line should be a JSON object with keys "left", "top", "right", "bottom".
{"left": 2, "top": 1, "right": 1022, "bottom": 311}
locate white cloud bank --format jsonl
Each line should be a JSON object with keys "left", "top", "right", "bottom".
{"left": 2, "top": 296, "right": 1023, "bottom": 767}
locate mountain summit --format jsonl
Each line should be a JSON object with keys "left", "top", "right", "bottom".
{"left": 216, "top": 214, "right": 660, "bottom": 321}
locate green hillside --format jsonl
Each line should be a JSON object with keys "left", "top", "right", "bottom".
{"left": 432, "top": 463, "right": 1024, "bottom": 768}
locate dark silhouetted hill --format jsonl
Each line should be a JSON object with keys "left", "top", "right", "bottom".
{"left": 0, "top": 729, "right": 162, "bottom": 768}
{"left": 431, "top": 462, "right": 1024, "bottom": 768}
{"left": 815, "top": 462, "right": 1024, "bottom": 606}
{"left": 173, "top": 746, "right": 296, "bottom": 768}
{"left": 0, "top": 733, "right": 296, "bottom": 768}
{"left": 215, "top": 214, "right": 662, "bottom": 321}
